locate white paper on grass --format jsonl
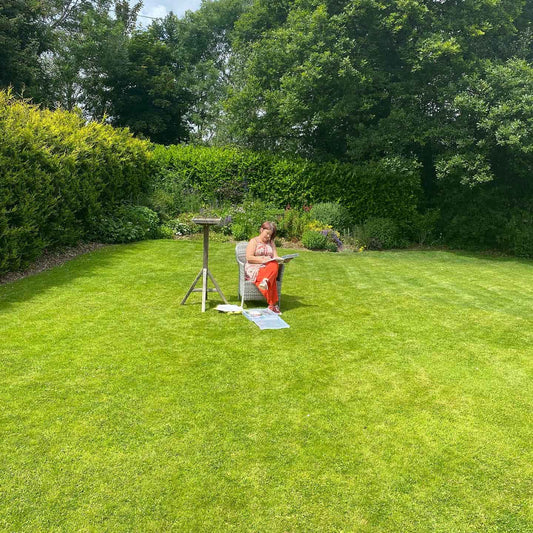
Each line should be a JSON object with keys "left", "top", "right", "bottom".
{"left": 215, "top": 304, "right": 243, "bottom": 313}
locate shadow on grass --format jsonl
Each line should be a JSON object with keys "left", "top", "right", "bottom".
{"left": 181, "top": 294, "right": 312, "bottom": 313}
{"left": 278, "top": 294, "right": 313, "bottom": 312}
{"left": 447, "top": 249, "right": 533, "bottom": 265}
{"left": 0, "top": 246, "right": 119, "bottom": 313}
{"left": 0, "top": 240, "right": 308, "bottom": 315}
{"left": 405, "top": 245, "right": 533, "bottom": 265}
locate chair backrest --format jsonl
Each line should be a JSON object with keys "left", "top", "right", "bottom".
{"left": 235, "top": 241, "right": 248, "bottom": 264}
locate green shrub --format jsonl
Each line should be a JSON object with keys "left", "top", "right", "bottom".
{"left": 514, "top": 226, "right": 533, "bottom": 258}
{"left": 502, "top": 209, "right": 533, "bottom": 258}
{"left": 302, "top": 220, "right": 343, "bottom": 251}
{"left": 89, "top": 216, "right": 140, "bottom": 244}
{"left": 210, "top": 213, "right": 233, "bottom": 236}
{"left": 309, "top": 202, "right": 350, "bottom": 230}
{"left": 350, "top": 224, "right": 371, "bottom": 250}
{"left": 325, "top": 241, "right": 338, "bottom": 252}
{"left": 145, "top": 167, "right": 204, "bottom": 219}
{"left": 0, "top": 90, "right": 152, "bottom": 273}
{"left": 231, "top": 223, "right": 249, "bottom": 241}
{"left": 410, "top": 208, "right": 441, "bottom": 245}
{"left": 230, "top": 198, "right": 284, "bottom": 241}
{"left": 165, "top": 213, "right": 201, "bottom": 237}
{"left": 124, "top": 206, "right": 160, "bottom": 239}
{"left": 362, "top": 217, "right": 406, "bottom": 250}
{"left": 444, "top": 210, "right": 508, "bottom": 250}
{"left": 150, "top": 146, "right": 421, "bottom": 225}
{"left": 156, "top": 225, "right": 175, "bottom": 239}
{"left": 277, "top": 208, "right": 311, "bottom": 240}
{"left": 151, "top": 145, "right": 253, "bottom": 206}
{"left": 310, "top": 158, "right": 421, "bottom": 225}
{"left": 302, "top": 230, "right": 328, "bottom": 250}
{"left": 145, "top": 188, "right": 184, "bottom": 220}
{"left": 437, "top": 184, "right": 513, "bottom": 250}
{"left": 89, "top": 205, "right": 160, "bottom": 244}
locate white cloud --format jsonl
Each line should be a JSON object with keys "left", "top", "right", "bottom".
{"left": 140, "top": 0, "right": 203, "bottom": 22}
{"left": 143, "top": 4, "right": 168, "bottom": 19}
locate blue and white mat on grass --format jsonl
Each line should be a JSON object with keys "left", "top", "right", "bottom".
{"left": 242, "top": 308, "right": 290, "bottom": 330}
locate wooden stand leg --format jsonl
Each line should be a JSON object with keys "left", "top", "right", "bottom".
{"left": 208, "top": 270, "right": 229, "bottom": 304}
{"left": 201, "top": 268, "right": 208, "bottom": 312}
{"left": 181, "top": 269, "right": 203, "bottom": 305}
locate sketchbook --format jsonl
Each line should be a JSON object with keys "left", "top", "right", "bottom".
{"left": 264, "top": 253, "right": 299, "bottom": 264}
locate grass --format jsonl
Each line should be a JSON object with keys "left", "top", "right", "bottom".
{"left": 0, "top": 240, "right": 531, "bottom": 532}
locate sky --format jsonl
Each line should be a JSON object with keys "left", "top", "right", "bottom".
{"left": 139, "top": 0, "right": 203, "bottom": 21}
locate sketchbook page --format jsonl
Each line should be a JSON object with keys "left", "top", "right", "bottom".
{"left": 264, "top": 254, "right": 298, "bottom": 264}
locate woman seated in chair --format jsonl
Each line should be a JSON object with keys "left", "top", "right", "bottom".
{"left": 245, "top": 221, "right": 282, "bottom": 314}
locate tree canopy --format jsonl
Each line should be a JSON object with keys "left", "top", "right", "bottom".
{"left": 1, "top": 0, "right": 532, "bottom": 250}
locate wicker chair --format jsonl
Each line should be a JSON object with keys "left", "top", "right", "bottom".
{"left": 235, "top": 241, "right": 285, "bottom": 306}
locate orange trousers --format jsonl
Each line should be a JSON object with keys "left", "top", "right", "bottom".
{"left": 255, "top": 261, "right": 279, "bottom": 306}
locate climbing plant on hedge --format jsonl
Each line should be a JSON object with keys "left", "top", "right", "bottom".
{"left": 0, "top": 90, "right": 152, "bottom": 273}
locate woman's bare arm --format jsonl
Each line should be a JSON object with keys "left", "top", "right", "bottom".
{"left": 271, "top": 240, "right": 280, "bottom": 258}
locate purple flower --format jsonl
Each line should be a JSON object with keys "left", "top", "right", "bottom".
{"left": 320, "top": 229, "right": 343, "bottom": 248}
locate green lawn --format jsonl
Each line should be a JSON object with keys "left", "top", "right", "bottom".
{"left": 1, "top": 240, "right": 531, "bottom": 532}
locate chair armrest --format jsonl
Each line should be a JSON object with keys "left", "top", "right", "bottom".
{"left": 277, "top": 263, "right": 286, "bottom": 282}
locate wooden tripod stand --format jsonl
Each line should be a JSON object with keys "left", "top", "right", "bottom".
{"left": 180, "top": 218, "right": 228, "bottom": 312}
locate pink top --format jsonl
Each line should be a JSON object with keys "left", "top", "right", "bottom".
{"left": 245, "top": 239, "right": 274, "bottom": 281}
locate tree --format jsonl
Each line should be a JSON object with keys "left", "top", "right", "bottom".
{"left": 38, "top": 1, "right": 140, "bottom": 117}
{"left": 0, "top": 0, "right": 52, "bottom": 97}
{"left": 223, "top": 3, "right": 380, "bottom": 158}
{"left": 108, "top": 15, "right": 193, "bottom": 144}
{"left": 437, "top": 59, "right": 533, "bottom": 193}
{"left": 221, "top": 0, "right": 529, "bottom": 164}
{"left": 107, "top": 0, "right": 246, "bottom": 144}
{"left": 160, "top": 0, "right": 246, "bottom": 143}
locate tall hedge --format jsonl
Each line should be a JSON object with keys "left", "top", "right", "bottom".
{"left": 0, "top": 91, "right": 152, "bottom": 273}
{"left": 152, "top": 144, "right": 421, "bottom": 223}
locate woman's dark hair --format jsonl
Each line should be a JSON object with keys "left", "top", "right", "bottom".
{"left": 260, "top": 221, "right": 277, "bottom": 240}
